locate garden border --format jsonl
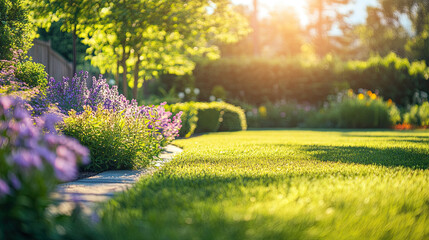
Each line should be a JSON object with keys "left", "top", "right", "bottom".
{"left": 51, "top": 145, "right": 183, "bottom": 215}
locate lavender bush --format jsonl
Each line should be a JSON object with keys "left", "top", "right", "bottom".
{"left": 0, "top": 96, "right": 89, "bottom": 239}
{"left": 46, "top": 71, "right": 129, "bottom": 114}
{"left": 62, "top": 103, "right": 181, "bottom": 172}
{"left": 47, "top": 71, "right": 182, "bottom": 171}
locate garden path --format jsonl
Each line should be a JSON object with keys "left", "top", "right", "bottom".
{"left": 51, "top": 145, "right": 183, "bottom": 215}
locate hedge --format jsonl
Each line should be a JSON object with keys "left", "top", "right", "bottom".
{"left": 194, "top": 53, "right": 429, "bottom": 106}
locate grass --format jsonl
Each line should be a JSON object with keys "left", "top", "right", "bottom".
{"left": 98, "top": 129, "right": 429, "bottom": 240}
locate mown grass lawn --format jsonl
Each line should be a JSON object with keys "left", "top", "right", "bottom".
{"left": 99, "top": 130, "right": 429, "bottom": 240}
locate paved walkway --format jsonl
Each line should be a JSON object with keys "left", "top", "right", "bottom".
{"left": 51, "top": 145, "right": 183, "bottom": 214}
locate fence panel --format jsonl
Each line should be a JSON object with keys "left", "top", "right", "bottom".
{"left": 27, "top": 39, "right": 73, "bottom": 81}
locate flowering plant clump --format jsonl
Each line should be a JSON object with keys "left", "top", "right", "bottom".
{"left": 305, "top": 89, "right": 401, "bottom": 128}
{"left": 0, "top": 96, "right": 89, "bottom": 238}
{"left": 0, "top": 50, "right": 31, "bottom": 94}
{"left": 62, "top": 103, "right": 181, "bottom": 171}
{"left": 47, "top": 71, "right": 131, "bottom": 115}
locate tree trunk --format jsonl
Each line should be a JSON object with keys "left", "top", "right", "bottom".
{"left": 133, "top": 55, "right": 141, "bottom": 100}
{"left": 252, "top": 0, "right": 260, "bottom": 56}
{"left": 121, "top": 41, "right": 128, "bottom": 97}
{"left": 115, "top": 60, "right": 120, "bottom": 86}
{"left": 142, "top": 77, "right": 152, "bottom": 100}
{"left": 72, "top": 23, "right": 77, "bottom": 74}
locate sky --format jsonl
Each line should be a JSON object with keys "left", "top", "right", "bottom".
{"left": 231, "top": 0, "right": 379, "bottom": 26}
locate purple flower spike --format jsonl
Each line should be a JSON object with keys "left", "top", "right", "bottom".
{"left": 0, "top": 179, "right": 10, "bottom": 196}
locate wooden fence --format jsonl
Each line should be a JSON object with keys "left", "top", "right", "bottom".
{"left": 27, "top": 39, "right": 73, "bottom": 81}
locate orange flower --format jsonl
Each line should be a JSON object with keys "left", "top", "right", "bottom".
{"left": 367, "top": 90, "right": 372, "bottom": 96}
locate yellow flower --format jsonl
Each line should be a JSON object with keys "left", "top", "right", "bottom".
{"left": 347, "top": 89, "right": 354, "bottom": 97}
{"left": 258, "top": 106, "right": 267, "bottom": 118}
{"left": 358, "top": 94, "right": 365, "bottom": 100}
{"left": 370, "top": 94, "right": 377, "bottom": 100}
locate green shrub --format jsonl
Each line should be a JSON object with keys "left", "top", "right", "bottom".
{"left": 211, "top": 102, "right": 247, "bottom": 131}
{"left": 305, "top": 90, "right": 401, "bottom": 128}
{"left": 166, "top": 101, "right": 247, "bottom": 136}
{"left": 164, "top": 102, "right": 198, "bottom": 138}
{"left": 62, "top": 106, "right": 161, "bottom": 172}
{"left": 0, "top": 0, "right": 34, "bottom": 60}
{"left": 245, "top": 102, "right": 312, "bottom": 128}
{"left": 194, "top": 103, "right": 223, "bottom": 133}
{"left": 404, "top": 102, "right": 429, "bottom": 127}
{"left": 15, "top": 61, "right": 47, "bottom": 89}
{"left": 193, "top": 54, "right": 429, "bottom": 106}
{"left": 419, "top": 102, "right": 429, "bottom": 126}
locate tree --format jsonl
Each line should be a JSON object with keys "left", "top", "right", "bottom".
{"left": 355, "top": 6, "right": 409, "bottom": 58}
{"left": 84, "top": 0, "right": 249, "bottom": 99}
{"left": 30, "top": 0, "right": 104, "bottom": 74}
{"left": 261, "top": 8, "right": 303, "bottom": 57}
{"left": 0, "top": 0, "right": 34, "bottom": 60}
{"left": 379, "top": 0, "right": 429, "bottom": 63}
{"left": 306, "top": 0, "right": 354, "bottom": 57}
{"left": 219, "top": 6, "right": 303, "bottom": 58}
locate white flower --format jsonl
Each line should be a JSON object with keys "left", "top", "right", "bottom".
{"left": 209, "top": 95, "right": 216, "bottom": 102}
{"left": 185, "top": 88, "right": 191, "bottom": 94}
{"left": 193, "top": 88, "right": 200, "bottom": 95}
{"left": 178, "top": 92, "right": 185, "bottom": 99}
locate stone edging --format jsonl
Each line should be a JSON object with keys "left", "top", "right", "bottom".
{"left": 51, "top": 145, "right": 183, "bottom": 214}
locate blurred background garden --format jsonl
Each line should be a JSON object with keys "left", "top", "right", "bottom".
{"left": 2, "top": 0, "right": 429, "bottom": 131}
{"left": 1, "top": 0, "right": 429, "bottom": 239}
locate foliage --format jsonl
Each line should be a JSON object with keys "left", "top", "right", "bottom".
{"left": 379, "top": 0, "right": 429, "bottom": 64}
{"left": 344, "top": 53, "right": 429, "bottom": 106}
{"left": 194, "top": 54, "right": 429, "bottom": 106}
{"left": 0, "top": 51, "right": 50, "bottom": 113}
{"left": 98, "top": 130, "right": 429, "bottom": 240}
{"left": 15, "top": 60, "right": 48, "bottom": 89}
{"left": 211, "top": 85, "right": 227, "bottom": 101}
{"left": 0, "top": 0, "right": 34, "bottom": 60}
{"left": 165, "top": 101, "right": 247, "bottom": 137}
{"left": 355, "top": 6, "right": 409, "bottom": 58}
{"left": 307, "top": 0, "right": 355, "bottom": 57}
{"left": 0, "top": 96, "right": 89, "bottom": 239}
{"left": 212, "top": 102, "right": 247, "bottom": 132}
{"left": 194, "top": 103, "right": 223, "bottom": 133}
{"left": 46, "top": 71, "right": 129, "bottom": 115}
{"left": 164, "top": 102, "right": 198, "bottom": 138}
{"left": 194, "top": 57, "right": 341, "bottom": 105}
{"left": 245, "top": 101, "right": 313, "bottom": 128}
{"left": 62, "top": 106, "right": 151, "bottom": 171}
{"left": 406, "top": 25, "right": 429, "bottom": 64}
{"left": 62, "top": 103, "right": 181, "bottom": 172}
{"left": 78, "top": 0, "right": 249, "bottom": 99}
{"left": 37, "top": 21, "right": 88, "bottom": 66}
{"left": 305, "top": 90, "right": 401, "bottom": 128}
{"left": 403, "top": 102, "right": 429, "bottom": 127}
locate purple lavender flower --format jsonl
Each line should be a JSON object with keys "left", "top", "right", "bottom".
{"left": 0, "top": 96, "right": 90, "bottom": 201}
{"left": 0, "top": 179, "right": 10, "bottom": 196}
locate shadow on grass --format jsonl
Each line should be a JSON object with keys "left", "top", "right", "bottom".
{"left": 100, "top": 174, "right": 318, "bottom": 240}
{"left": 300, "top": 145, "right": 429, "bottom": 169}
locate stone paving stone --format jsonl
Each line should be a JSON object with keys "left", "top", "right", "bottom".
{"left": 51, "top": 145, "right": 183, "bottom": 215}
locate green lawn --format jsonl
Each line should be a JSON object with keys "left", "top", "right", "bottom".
{"left": 99, "top": 130, "right": 429, "bottom": 240}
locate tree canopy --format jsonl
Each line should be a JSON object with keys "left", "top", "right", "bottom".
{"left": 0, "top": 0, "right": 34, "bottom": 60}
